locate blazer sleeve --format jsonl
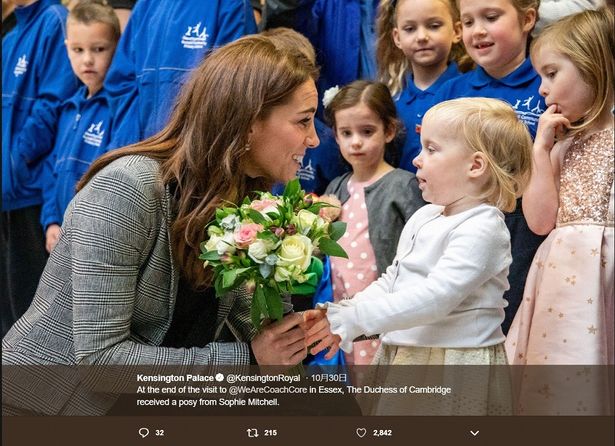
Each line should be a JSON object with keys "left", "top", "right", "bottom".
{"left": 66, "top": 162, "right": 251, "bottom": 377}
{"left": 225, "top": 287, "right": 260, "bottom": 342}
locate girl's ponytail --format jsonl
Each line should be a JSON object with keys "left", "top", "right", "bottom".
{"left": 376, "top": 0, "right": 408, "bottom": 97}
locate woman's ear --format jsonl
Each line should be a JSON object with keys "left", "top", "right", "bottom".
{"left": 468, "top": 152, "right": 487, "bottom": 178}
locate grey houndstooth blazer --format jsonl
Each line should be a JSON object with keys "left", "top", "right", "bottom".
{"left": 2, "top": 155, "right": 258, "bottom": 415}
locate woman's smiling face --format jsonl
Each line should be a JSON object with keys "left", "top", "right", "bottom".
{"left": 246, "top": 80, "right": 320, "bottom": 183}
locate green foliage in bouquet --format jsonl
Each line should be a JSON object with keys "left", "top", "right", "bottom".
{"left": 199, "top": 179, "right": 347, "bottom": 329}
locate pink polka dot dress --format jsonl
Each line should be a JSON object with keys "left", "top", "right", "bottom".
{"left": 330, "top": 177, "right": 381, "bottom": 365}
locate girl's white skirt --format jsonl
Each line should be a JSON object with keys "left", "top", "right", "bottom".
{"left": 358, "top": 343, "right": 513, "bottom": 415}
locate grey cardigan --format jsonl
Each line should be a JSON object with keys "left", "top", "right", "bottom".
{"left": 2, "top": 155, "right": 257, "bottom": 415}
{"left": 324, "top": 168, "right": 425, "bottom": 275}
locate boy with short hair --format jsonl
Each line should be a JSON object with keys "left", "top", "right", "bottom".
{"left": 41, "top": 0, "right": 120, "bottom": 253}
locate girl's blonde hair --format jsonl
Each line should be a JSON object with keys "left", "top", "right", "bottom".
{"left": 508, "top": 0, "right": 540, "bottom": 48}
{"left": 457, "top": 0, "right": 540, "bottom": 26}
{"left": 423, "top": 98, "right": 533, "bottom": 213}
{"left": 530, "top": 7, "right": 614, "bottom": 136}
{"left": 377, "top": 0, "right": 472, "bottom": 97}
{"left": 502, "top": 0, "right": 540, "bottom": 24}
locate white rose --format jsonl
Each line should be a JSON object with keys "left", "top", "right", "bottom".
{"left": 274, "top": 264, "right": 294, "bottom": 282}
{"left": 293, "top": 210, "right": 318, "bottom": 235}
{"left": 276, "top": 234, "right": 312, "bottom": 271}
{"left": 204, "top": 234, "right": 222, "bottom": 252}
{"left": 220, "top": 214, "right": 240, "bottom": 231}
{"left": 248, "top": 239, "right": 274, "bottom": 263}
{"left": 216, "top": 232, "right": 236, "bottom": 255}
{"left": 274, "top": 264, "right": 307, "bottom": 283}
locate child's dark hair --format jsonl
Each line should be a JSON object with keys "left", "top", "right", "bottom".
{"left": 324, "top": 80, "right": 402, "bottom": 167}
{"left": 68, "top": 0, "right": 121, "bottom": 43}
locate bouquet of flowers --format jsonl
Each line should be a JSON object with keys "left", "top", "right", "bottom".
{"left": 199, "top": 179, "right": 347, "bottom": 329}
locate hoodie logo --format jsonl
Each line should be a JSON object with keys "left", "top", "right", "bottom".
{"left": 296, "top": 158, "right": 316, "bottom": 183}
{"left": 83, "top": 121, "right": 105, "bottom": 147}
{"left": 14, "top": 55, "right": 28, "bottom": 76}
{"left": 181, "top": 22, "right": 209, "bottom": 49}
{"left": 512, "top": 95, "right": 545, "bottom": 131}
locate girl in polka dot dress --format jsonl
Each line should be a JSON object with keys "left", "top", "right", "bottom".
{"left": 321, "top": 80, "right": 424, "bottom": 365}
{"left": 306, "top": 98, "right": 534, "bottom": 414}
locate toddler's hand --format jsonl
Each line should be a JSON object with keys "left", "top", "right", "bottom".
{"left": 535, "top": 104, "right": 570, "bottom": 151}
{"left": 303, "top": 309, "right": 341, "bottom": 360}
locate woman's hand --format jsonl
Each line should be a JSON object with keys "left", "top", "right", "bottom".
{"left": 250, "top": 312, "right": 307, "bottom": 366}
{"left": 534, "top": 104, "right": 570, "bottom": 152}
{"left": 303, "top": 309, "right": 341, "bottom": 360}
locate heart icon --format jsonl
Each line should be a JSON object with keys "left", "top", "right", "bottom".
{"left": 356, "top": 428, "right": 367, "bottom": 438}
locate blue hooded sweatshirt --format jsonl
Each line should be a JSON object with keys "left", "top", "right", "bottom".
{"left": 105, "top": 0, "right": 257, "bottom": 150}
{"left": 40, "top": 86, "right": 113, "bottom": 230}
{"left": 395, "top": 62, "right": 461, "bottom": 172}
{"left": 434, "top": 58, "right": 545, "bottom": 139}
{"left": 305, "top": 0, "right": 379, "bottom": 119}
{"left": 2, "top": 0, "right": 78, "bottom": 211}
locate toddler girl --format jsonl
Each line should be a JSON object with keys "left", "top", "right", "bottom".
{"left": 307, "top": 97, "right": 533, "bottom": 414}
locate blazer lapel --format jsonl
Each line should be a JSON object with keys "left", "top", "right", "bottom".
{"left": 162, "top": 182, "right": 179, "bottom": 323}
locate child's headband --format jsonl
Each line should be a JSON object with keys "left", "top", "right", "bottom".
{"left": 322, "top": 85, "right": 340, "bottom": 108}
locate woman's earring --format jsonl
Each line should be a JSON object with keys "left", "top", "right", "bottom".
{"left": 244, "top": 142, "right": 251, "bottom": 152}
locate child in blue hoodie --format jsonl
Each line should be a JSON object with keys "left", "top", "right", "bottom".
{"left": 1, "top": 0, "right": 78, "bottom": 336}
{"left": 376, "top": 0, "right": 468, "bottom": 173}
{"left": 104, "top": 0, "right": 257, "bottom": 149}
{"left": 41, "top": 0, "right": 120, "bottom": 253}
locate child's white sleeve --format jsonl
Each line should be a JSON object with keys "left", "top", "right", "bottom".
{"left": 317, "top": 269, "right": 398, "bottom": 352}
{"left": 320, "top": 217, "right": 417, "bottom": 352}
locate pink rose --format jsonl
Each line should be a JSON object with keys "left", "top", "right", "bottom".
{"left": 250, "top": 198, "right": 279, "bottom": 213}
{"left": 316, "top": 194, "right": 342, "bottom": 222}
{"left": 234, "top": 223, "right": 263, "bottom": 249}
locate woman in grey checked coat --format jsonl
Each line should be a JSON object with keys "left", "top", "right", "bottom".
{"left": 2, "top": 34, "right": 322, "bottom": 415}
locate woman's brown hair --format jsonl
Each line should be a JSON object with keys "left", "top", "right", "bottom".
{"left": 78, "top": 35, "right": 319, "bottom": 289}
